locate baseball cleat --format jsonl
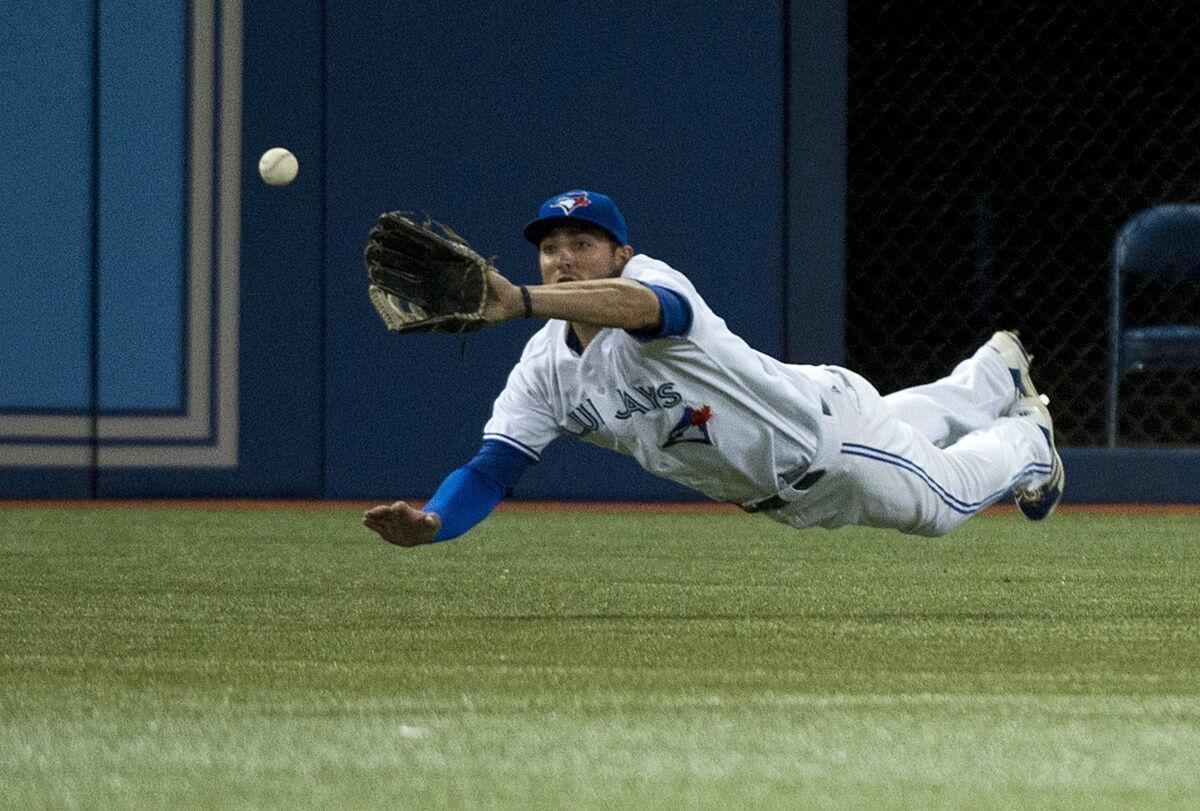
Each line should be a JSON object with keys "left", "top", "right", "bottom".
{"left": 985, "top": 330, "right": 1036, "bottom": 400}
{"left": 1009, "top": 393, "right": 1064, "bottom": 521}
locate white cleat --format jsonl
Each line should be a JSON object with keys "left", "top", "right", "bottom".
{"left": 985, "top": 330, "right": 1037, "bottom": 400}
{"left": 1010, "top": 393, "right": 1065, "bottom": 521}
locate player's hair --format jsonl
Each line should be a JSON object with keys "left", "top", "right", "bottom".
{"left": 537, "top": 221, "right": 621, "bottom": 249}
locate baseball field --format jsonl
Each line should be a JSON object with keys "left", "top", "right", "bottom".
{"left": 2, "top": 503, "right": 1198, "bottom": 807}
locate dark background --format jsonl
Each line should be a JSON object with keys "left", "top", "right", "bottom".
{"left": 846, "top": 1, "right": 1200, "bottom": 446}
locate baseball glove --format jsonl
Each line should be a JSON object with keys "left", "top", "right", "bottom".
{"left": 364, "top": 211, "right": 492, "bottom": 333}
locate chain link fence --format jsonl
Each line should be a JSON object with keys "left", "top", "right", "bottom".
{"left": 846, "top": 1, "right": 1200, "bottom": 446}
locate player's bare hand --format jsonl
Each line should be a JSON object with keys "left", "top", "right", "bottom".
{"left": 482, "top": 269, "right": 525, "bottom": 322}
{"left": 362, "top": 501, "right": 441, "bottom": 547}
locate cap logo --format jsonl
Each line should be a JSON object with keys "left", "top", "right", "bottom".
{"left": 550, "top": 193, "right": 592, "bottom": 216}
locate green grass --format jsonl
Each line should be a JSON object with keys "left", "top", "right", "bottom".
{"left": 2, "top": 506, "right": 1199, "bottom": 808}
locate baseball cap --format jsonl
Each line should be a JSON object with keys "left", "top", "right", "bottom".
{"left": 523, "top": 189, "right": 629, "bottom": 246}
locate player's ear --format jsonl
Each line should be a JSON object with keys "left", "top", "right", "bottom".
{"left": 616, "top": 244, "right": 634, "bottom": 264}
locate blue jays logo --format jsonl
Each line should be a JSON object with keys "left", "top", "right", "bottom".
{"left": 663, "top": 405, "right": 713, "bottom": 448}
{"left": 550, "top": 192, "right": 592, "bottom": 216}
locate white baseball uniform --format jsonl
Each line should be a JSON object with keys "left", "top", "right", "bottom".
{"left": 483, "top": 254, "right": 1054, "bottom": 536}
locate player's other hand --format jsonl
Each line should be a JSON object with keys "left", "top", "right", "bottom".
{"left": 362, "top": 501, "right": 441, "bottom": 547}
{"left": 482, "top": 269, "right": 524, "bottom": 322}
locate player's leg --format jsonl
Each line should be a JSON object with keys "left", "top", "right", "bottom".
{"left": 881, "top": 331, "right": 1030, "bottom": 447}
{"left": 832, "top": 368, "right": 1056, "bottom": 536}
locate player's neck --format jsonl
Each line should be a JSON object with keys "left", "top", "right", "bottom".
{"left": 571, "top": 322, "right": 601, "bottom": 351}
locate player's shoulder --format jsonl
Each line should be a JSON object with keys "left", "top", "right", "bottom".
{"left": 620, "top": 254, "right": 696, "bottom": 293}
{"left": 621, "top": 253, "right": 710, "bottom": 317}
{"left": 619, "top": 255, "right": 700, "bottom": 305}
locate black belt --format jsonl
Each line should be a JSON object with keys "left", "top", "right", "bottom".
{"left": 741, "top": 468, "right": 826, "bottom": 513}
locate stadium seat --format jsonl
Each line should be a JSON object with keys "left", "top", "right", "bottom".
{"left": 1107, "top": 204, "right": 1200, "bottom": 446}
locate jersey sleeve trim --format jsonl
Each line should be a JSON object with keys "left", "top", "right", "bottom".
{"left": 627, "top": 282, "right": 694, "bottom": 341}
{"left": 482, "top": 432, "right": 543, "bottom": 462}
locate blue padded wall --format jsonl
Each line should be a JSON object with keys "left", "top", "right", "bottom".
{"left": 1, "top": 0, "right": 325, "bottom": 497}
{"left": 0, "top": 1, "right": 94, "bottom": 413}
{"left": 97, "top": 0, "right": 187, "bottom": 413}
{"left": 99, "top": 0, "right": 328, "bottom": 497}
{"left": 7, "top": 0, "right": 1182, "bottom": 502}
{"left": 323, "top": 2, "right": 785, "bottom": 500}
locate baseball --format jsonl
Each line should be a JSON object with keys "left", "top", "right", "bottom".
{"left": 258, "top": 147, "right": 299, "bottom": 186}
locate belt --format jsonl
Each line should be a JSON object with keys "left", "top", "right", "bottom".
{"left": 740, "top": 468, "right": 826, "bottom": 513}
{"left": 740, "top": 391, "right": 834, "bottom": 513}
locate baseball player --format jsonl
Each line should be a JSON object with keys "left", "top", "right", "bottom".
{"left": 363, "top": 189, "right": 1064, "bottom": 547}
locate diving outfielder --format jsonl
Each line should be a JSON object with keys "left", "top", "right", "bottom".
{"left": 363, "top": 189, "right": 1064, "bottom": 546}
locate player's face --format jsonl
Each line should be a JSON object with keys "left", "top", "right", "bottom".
{"left": 538, "top": 227, "right": 629, "bottom": 285}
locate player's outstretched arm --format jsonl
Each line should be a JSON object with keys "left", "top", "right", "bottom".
{"left": 482, "top": 270, "right": 661, "bottom": 332}
{"left": 361, "top": 440, "right": 535, "bottom": 549}
{"left": 362, "top": 501, "right": 441, "bottom": 547}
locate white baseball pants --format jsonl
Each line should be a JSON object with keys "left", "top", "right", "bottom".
{"left": 774, "top": 344, "right": 1055, "bottom": 536}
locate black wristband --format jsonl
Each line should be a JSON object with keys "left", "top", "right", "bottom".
{"left": 519, "top": 286, "right": 533, "bottom": 318}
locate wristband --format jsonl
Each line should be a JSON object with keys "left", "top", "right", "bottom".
{"left": 519, "top": 286, "right": 533, "bottom": 318}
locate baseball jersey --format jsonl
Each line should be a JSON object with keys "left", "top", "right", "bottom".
{"left": 482, "top": 255, "right": 841, "bottom": 506}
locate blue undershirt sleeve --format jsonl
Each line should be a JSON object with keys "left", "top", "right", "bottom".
{"left": 627, "top": 283, "right": 693, "bottom": 341}
{"left": 422, "top": 438, "right": 535, "bottom": 541}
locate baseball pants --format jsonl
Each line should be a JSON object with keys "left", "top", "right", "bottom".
{"left": 775, "top": 344, "right": 1054, "bottom": 536}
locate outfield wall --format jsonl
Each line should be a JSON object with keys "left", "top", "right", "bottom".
{"left": 1, "top": 0, "right": 1194, "bottom": 502}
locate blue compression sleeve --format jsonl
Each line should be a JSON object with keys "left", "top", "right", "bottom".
{"left": 422, "top": 439, "right": 534, "bottom": 541}
{"left": 467, "top": 438, "right": 535, "bottom": 490}
{"left": 627, "top": 283, "right": 693, "bottom": 340}
{"left": 423, "top": 467, "right": 502, "bottom": 541}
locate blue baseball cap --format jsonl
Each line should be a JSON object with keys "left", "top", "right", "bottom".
{"left": 523, "top": 189, "right": 629, "bottom": 246}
